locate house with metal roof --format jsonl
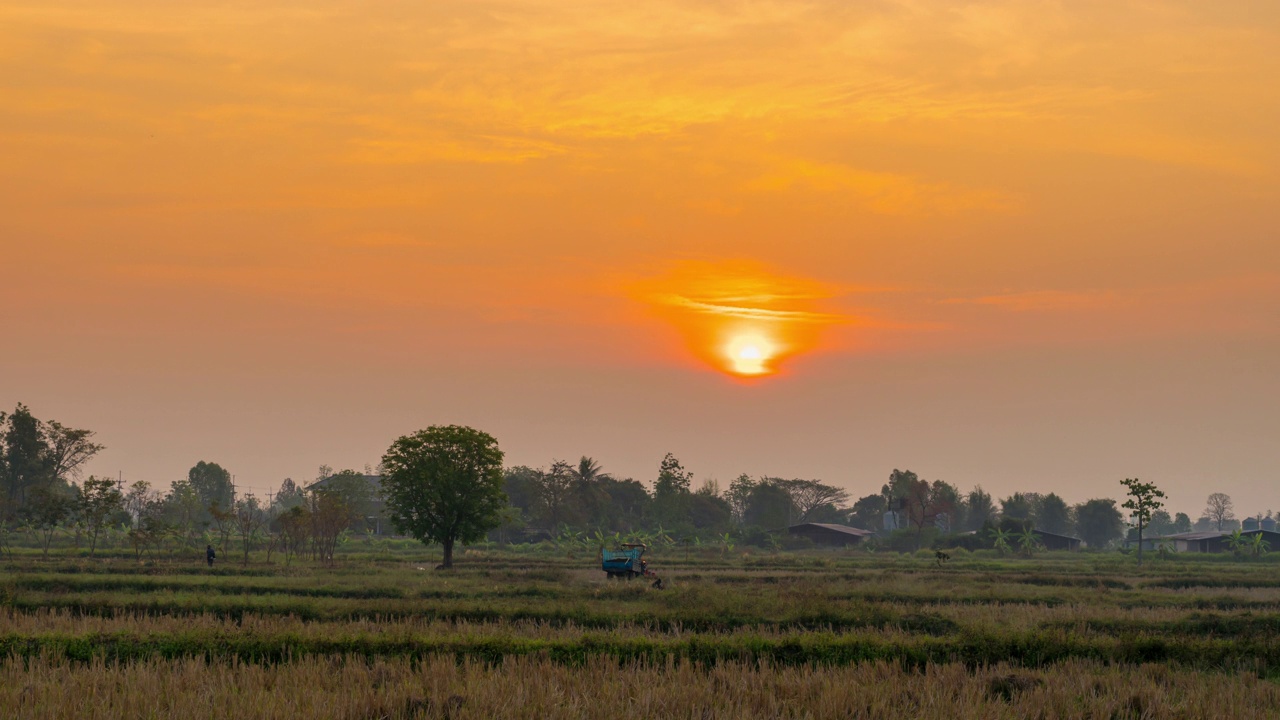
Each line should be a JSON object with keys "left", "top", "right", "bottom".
{"left": 787, "top": 522, "right": 875, "bottom": 547}
{"left": 1140, "top": 529, "right": 1280, "bottom": 553}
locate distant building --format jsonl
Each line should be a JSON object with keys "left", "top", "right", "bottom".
{"left": 1033, "top": 530, "right": 1082, "bottom": 552}
{"left": 788, "top": 523, "right": 875, "bottom": 547}
{"left": 1140, "top": 529, "right": 1280, "bottom": 553}
{"left": 1202, "top": 529, "right": 1280, "bottom": 554}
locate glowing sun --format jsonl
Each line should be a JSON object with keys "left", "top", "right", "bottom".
{"left": 726, "top": 334, "right": 775, "bottom": 376}
{"left": 633, "top": 260, "right": 845, "bottom": 379}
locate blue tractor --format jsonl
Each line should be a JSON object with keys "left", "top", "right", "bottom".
{"left": 601, "top": 542, "right": 655, "bottom": 579}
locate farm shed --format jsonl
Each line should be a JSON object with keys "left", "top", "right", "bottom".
{"left": 1141, "top": 531, "right": 1226, "bottom": 553}
{"left": 1142, "top": 529, "right": 1280, "bottom": 553}
{"left": 787, "top": 523, "right": 874, "bottom": 547}
{"left": 1202, "top": 529, "right": 1280, "bottom": 554}
{"left": 1032, "top": 530, "right": 1082, "bottom": 551}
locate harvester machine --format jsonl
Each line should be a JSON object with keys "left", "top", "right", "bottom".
{"left": 601, "top": 542, "right": 656, "bottom": 579}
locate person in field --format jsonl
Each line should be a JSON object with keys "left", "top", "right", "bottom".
{"left": 206, "top": 544, "right": 216, "bottom": 567}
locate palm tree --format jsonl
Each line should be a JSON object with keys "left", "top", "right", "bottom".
{"left": 571, "top": 457, "right": 612, "bottom": 484}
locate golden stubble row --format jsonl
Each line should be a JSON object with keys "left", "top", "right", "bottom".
{"left": 6, "top": 654, "right": 1280, "bottom": 720}
{"left": 0, "top": 604, "right": 1271, "bottom": 642}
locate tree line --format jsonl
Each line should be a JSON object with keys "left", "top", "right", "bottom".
{"left": 2, "top": 406, "right": 1268, "bottom": 562}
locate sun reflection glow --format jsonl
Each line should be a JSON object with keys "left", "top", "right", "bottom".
{"left": 634, "top": 260, "right": 845, "bottom": 379}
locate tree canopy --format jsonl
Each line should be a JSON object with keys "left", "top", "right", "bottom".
{"left": 380, "top": 425, "right": 507, "bottom": 568}
{"left": 1121, "top": 477, "right": 1166, "bottom": 566}
{"left": 1, "top": 404, "right": 103, "bottom": 512}
{"left": 1074, "top": 498, "right": 1125, "bottom": 549}
{"left": 188, "top": 461, "right": 234, "bottom": 519}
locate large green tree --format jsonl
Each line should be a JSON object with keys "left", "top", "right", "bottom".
{"left": 964, "top": 487, "right": 997, "bottom": 532}
{"left": 1033, "top": 493, "right": 1072, "bottom": 536}
{"left": 1172, "top": 512, "right": 1193, "bottom": 534}
{"left": 530, "top": 460, "right": 578, "bottom": 529}
{"left": 1, "top": 404, "right": 102, "bottom": 510}
{"left": 847, "top": 493, "right": 887, "bottom": 531}
{"left": 742, "top": 481, "right": 793, "bottom": 529}
{"left": 1000, "top": 493, "right": 1037, "bottom": 522}
{"left": 594, "top": 477, "right": 650, "bottom": 532}
{"left": 2, "top": 405, "right": 46, "bottom": 507}
{"left": 188, "top": 461, "right": 235, "bottom": 518}
{"left": 1074, "top": 498, "right": 1124, "bottom": 549}
{"left": 380, "top": 425, "right": 507, "bottom": 569}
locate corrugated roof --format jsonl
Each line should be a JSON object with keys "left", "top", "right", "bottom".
{"left": 1032, "top": 530, "right": 1083, "bottom": 541}
{"left": 790, "top": 523, "right": 874, "bottom": 536}
{"left": 1149, "top": 531, "right": 1228, "bottom": 541}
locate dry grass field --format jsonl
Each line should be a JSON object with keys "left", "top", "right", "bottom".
{"left": 3, "top": 545, "right": 1280, "bottom": 718}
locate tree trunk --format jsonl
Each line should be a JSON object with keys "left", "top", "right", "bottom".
{"left": 441, "top": 536, "right": 455, "bottom": 568}
{"left": 1137, "top": 524, "right": 1144, "bottom": 567}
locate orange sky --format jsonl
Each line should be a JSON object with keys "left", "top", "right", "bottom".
{"left": 2, "top": 1, "right": 1278, "bottom": 515}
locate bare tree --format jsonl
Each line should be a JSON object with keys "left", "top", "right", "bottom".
{"left": 233, "top": 496, "right": 268, "bottom": 566}
{"left": 123, "top": 481, "right": 159, "bottom": 526}
{"left": 126, "top": 500, "right": 169, "bottom": 561}
{"left": 308, "top": 490, "right": 351, "bottom": 565}
{"left": 278, "top": 505, "right": 310, "bottom": 564}
{"left": 1204, "top": 493, "right": 1235, "bottom": 531}
{"left": 890, "top": 474, "right": 957, "bottom": 550}
{"left": 209, "top": 503, "right": 236, "bottom": 553}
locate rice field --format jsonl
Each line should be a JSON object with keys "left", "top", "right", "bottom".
{"left": 3, "top": 546, "right": 1280, "bottom": 717}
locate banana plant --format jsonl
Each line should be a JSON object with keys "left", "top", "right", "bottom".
{"left": 988, "top": 527, "right": 1012, "bottom": 555}
{"left": 1016, "top": 528, "right": 1043, "bottom": 557}
{"left": 1225, "top": 529, "right": 1247, "bottom": 557}
{"left": 718, "top": 532, "right": 736, "bottom": 558}
{"left": 1248, "top": 532, "right": 1271, "bottom": 559}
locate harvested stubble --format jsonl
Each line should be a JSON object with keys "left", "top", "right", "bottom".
{"left": 6, "top": 654, "right": 1280, "bottom": 720}
{"left": 6, "top": 551, "right": 1280, "bottom": 716}
{"left": 3, "top": 609, "right": 1280, "bottom": 674}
